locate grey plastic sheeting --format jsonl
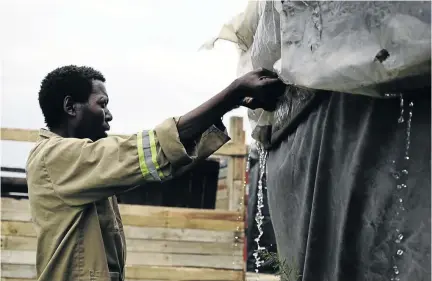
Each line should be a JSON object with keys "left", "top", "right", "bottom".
{"left": 266, "top": 89, "right": 430, "bottom": 281}
{"left": 205, "top": 1, "right": 431, "bottom": 140}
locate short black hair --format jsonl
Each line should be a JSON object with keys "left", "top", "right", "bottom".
{"left": 38, "top": 65, "right": 106, "bottom": 129}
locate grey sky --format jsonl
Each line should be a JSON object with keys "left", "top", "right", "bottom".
{"left": 0, "top": 0, "right": 250, "bottom": 168}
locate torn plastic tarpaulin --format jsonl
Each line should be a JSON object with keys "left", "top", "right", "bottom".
{"left": 203, "top": 1, "right": 431, "bottom": 143}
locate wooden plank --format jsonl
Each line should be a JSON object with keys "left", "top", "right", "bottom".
{"left": 216, "top": 189, "right": 228, "bottom": 200}
{"left": 118, "top": 203, "right": 241, "bottom": 222}
{"left": 1, "top": 236, "right": 243, "bottom": 256}
{"left": 125, "top": 265, "right": 243, "bottom": 281}
{"left": 226, "top": 157, "right": 235, "bottom": 212}
{"left": 0, "top": 277, "right": 37, "bottom": 281}
{"left": 229, "top": 117, "right": 245, "bottom": 144}
{"left": 1, "top": 264, "right": 243, "bottom": 281}
{"left": 215, "top": 198, "right": 229, "bottom": 210}
{"left": 126, "top": 252, "right": 243, "bottom": 270}
{"left": 246, "top": 272, "right": 280, "bottom": 281}
{"left": 218, "top": 178, "right": 227, "bottom": 189}
{"left": 0, "top": 128, "right": 39, "bottom": 142}
{"left": 1, "top": 264, "right": 36, "bottom": 279}
{"left": 0, "top": 128, "right": 246, "bottom": 157}
{"left": 232, "top": 157, "right": 246, "bottom": 181}
{"left": 229, "top": 180, "right": 245, "bottom": 213}
{"left": 123, "top": 225, "right": 244, "bottom": 243}
{"left": 0, "top": 275, "right": 241, "bottom": 281}
{"left": 1, "top": 221, "right": 243, "bottom": 243}
{"left": 2, "top": 198, "right": 241, "bottom": 221}
{"left": 1, "top": 210, "right": 244, "bottom": 232}
{"left": 1, "top": 250, "right": 243, "bottom": 270}
{"left": 0, "top": 278, "right": 209, "bottom": 281}
{"left": 1, "top": 198, "right": 244, "bottom": 232}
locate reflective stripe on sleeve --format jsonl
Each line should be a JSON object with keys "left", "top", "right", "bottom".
{"left": 142, "top": 131, "right": 162, "bottom": 181}
{"left": 148, "top": 130, "right": 165, "bottom": 179}
{"left": 137, "top": 131, "right": 150, "bottom": 178}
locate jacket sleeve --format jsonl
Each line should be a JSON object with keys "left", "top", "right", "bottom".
{"left": 43, "top": 117, "right": 230, "bottom": 206}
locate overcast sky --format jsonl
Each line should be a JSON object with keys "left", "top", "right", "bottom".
{"left": 0, "top": 0, "right": 251, "bottom": 168}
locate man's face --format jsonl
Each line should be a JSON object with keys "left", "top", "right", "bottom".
{"left": 74, "top": 80, "right": 113, "bottom": 141}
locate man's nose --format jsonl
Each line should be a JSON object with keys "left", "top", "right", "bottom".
{"left": 105, "top": 108, "right": 113, "bottom": 122}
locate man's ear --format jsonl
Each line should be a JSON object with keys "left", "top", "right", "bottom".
{"left": 63, "top": 95, "right": 76, "bottom": 117}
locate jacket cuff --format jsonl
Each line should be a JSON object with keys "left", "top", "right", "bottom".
{"left": 154, "top": 117, "right": 231, "bottom": 168}
{"left": 154, "top": 117, "right": 192, "bottom": 167}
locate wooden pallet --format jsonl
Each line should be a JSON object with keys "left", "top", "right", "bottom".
{"left": 1, "top": 198, "right": 245, "bottom": 281}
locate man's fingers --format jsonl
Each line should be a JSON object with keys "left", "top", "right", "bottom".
{"left": 256, "top": 68, "right": 279, "bottom": 78}
{"left": 241, "top": 97, "right": 280, "bottom": 111}
{"left": 261, "top": 77, "right": 283, "bottom": 85}
{"left": 261, "top": 79, "right": 286, "bottom": 96}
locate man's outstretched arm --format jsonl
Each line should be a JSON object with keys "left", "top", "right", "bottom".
{"left": 28, "top": 69, "right": 284, "bottom": 206}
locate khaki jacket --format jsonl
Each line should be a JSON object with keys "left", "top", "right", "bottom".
{"left": 26, "top": 117, "right": 229, "bottom": 281}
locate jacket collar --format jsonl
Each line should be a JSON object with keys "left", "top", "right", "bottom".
{"left": 38, "top": 128, "right": 61, "bottom": 140}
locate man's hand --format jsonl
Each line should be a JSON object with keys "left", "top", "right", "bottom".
{"left": 177, "top": 68, "right": 285, "bottom": 144}
{"left": 232, "top": 68, "right": 286, "bottom": 111}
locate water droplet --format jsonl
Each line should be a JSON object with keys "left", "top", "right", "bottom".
{"left": 398, "top": 198, "right": 403, "bottom": 203}
{"left": 409, "top": 101, "right": 414, "bottom": 107}
{"left": 401, "top": 184, "right": 407, "bottom": 188}
{"left": 402, "top": 169, "right": 408, "bottom": 175}
{"left": 393, "top": 172, "right": 400, "bottom": 180}
{"left": 404, "top": 156, "right": 410, "bottom": 160}
{"left": 255, "top": 269, "right": 259, "bottom": 273}
{"left": 394, "top": 268, "right": 400, "bottom": 275}
{"left": 392, "top": 160, "right": 396, "bottom": 164}
{"left": 396, "top": 228, "right": 400, "bottom": 233}
{"left": 397, "top": 249, "right": 404, "bottom": 255}
{"left": 397, "top": 184, "right": 402, "bottom": 190}
{"left": 398, "top": 116, "right": 405, "bottom": 123}
{"left": 395, "top": 277, "right": 400, "bottom": 281}
{"left": 392, "top": 172, "right": 401, "bottom": 180}
{"left": 395, "top": 233, "right": 404, "bottom": 244}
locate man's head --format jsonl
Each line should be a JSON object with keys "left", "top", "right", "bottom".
{"left": 38, "top": 65, "right": 113, "bottom": 141}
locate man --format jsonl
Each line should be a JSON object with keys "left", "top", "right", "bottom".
{"left": 26, "top": 65, "right": 284, "bottom": 281}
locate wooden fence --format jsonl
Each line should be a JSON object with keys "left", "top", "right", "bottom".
{"left": 0, "top": 116, "right": 256, "bottom": 280}
{"left": 1, "top": 197, "right": 245, "bottom": 281}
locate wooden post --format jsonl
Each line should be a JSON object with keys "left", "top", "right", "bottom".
{"left": 227, "top": 117, "right": 246, "bottom": 212}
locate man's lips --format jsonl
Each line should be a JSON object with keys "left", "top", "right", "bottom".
{"left": 103, "top": 124, "right": 111, "bottom": 131}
